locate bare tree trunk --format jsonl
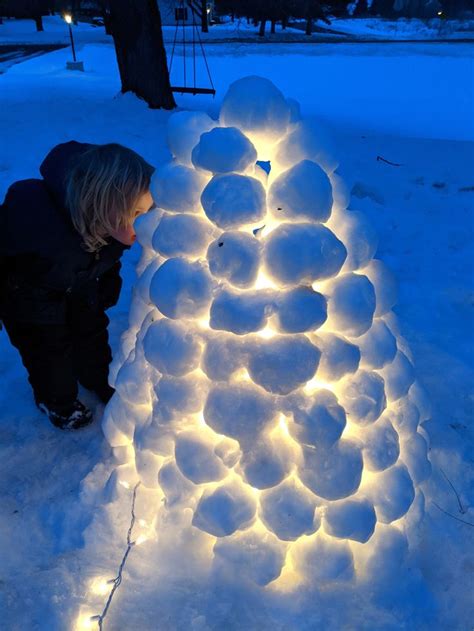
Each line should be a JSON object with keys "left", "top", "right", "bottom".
{"left": 34, "top": 14, "right": 44, "bottom": 31}
{"left": 305, "top": 17, "right": 312, "bottom": 35}
{"left": 258, "top": 19, "right": 266, "bottom": 36}
{"left": 110, "top": 0, "right": 176, "bottom": 110}
{"left": 270, "top": 20, "right": 276, "bottom": 34}
{"left": 282, "top": 15, "right": 288, "bottom": 29}
{"left": 201, "top": 0, "right": 208, "bottom": 32}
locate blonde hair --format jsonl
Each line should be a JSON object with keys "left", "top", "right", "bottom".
{"left": 66, "top": 143, "right": 155, "bottom": 252}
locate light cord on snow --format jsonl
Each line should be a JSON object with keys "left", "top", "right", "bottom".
{"left": 91, "top": 481, "right": 141, "bottom": 630}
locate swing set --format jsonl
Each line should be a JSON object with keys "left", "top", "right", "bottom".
{"left": 168, "top": 0, "right": 216, "bottom": 96}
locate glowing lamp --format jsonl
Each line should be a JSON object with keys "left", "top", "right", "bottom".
{"left": 103, "top": 76, "right": 431, "bottom": 591}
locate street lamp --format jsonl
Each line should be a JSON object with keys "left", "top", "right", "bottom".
{"left": 64, "top": 13, "right": 84, "bottom": 71}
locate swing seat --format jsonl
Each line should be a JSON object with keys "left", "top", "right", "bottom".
{"left": 171, "top": 86, "right": 216, "bottom": 95}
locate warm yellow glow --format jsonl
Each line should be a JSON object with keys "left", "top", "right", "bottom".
{"left": 254, "top": 270, "right": 278, "bottom": 290}
{"left": 135, "top": 535, "right": 149, "bottom": 546}
{"left": 118, "top": 480, "right": 130, "bottom": 489}
{"left": 64, "top": 13, "right": 72, "bottom": 24}
{"left": 257, "top": 325, "right": 277, "bottom": 339}
{"left": 304, "top": 376, "right": 335, "bottom": 394}
{"left": 233, "top": 368, "right": 251, "bottom": 382}
{"left": 278, "top": 415, "right": 290, "bottom": 436}
{"left": 74, "top": 612, "right": 95, "bottom": 631}
{"left": 197, "top": 317, "right": 210, "bottom": 330}
{"left": 89, "top": 577, "right": 111, "bottom": 596}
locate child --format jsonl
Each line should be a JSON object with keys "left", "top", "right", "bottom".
{"left": 0, "top": 141, "right": 155, "bottom": 430}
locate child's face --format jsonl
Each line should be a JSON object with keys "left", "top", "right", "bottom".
{"left": 109, "top": 190, "right": 154, "bottom": 246}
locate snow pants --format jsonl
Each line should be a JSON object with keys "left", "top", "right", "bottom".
{"left": 3, "top": 297, "right": 113, "bottom": 409}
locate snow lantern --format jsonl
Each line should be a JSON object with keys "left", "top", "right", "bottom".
{"left": 104, "top": 76, "right": 431, "bottom": 589}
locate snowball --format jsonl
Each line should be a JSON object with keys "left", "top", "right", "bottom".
{"left": 408, "top": 381, "right": 431, "bottom": 422}
{"left": 135, "top": 259, "right": 161, "bottom": 305}
{"left": 201, "top": 334, "right": 244, "bottom": 381}
{"left": 290, "top": 390, "right": 346, "bottom": 448}
{"left": 220, "top": 76, "right": 291, "bottom": 142}
{"left": 330, "top": 172, "right": 351, "bottom": 210}
{"left": 166, "top": 110, "right": 216, "bottom": 165}
{"left": 213, "top": 530, "right": 285, "bottom": 586}
{"left": 247, "top": 336, "right": 320, "bottom": 395}
{"left": 115, "top": 351, "right": 152, "bottom": 405}
{"left": 264, "top": 223, "right": 346, "bottom": 286}
{"left": 151, "top": 163, "right": 208, "bottom": 213}
{"left": 192, "top": 482, "right": 256, "bottom": 537}
{"left": 326, "top": 273, "right": 376, "bottom": 337}
{"left": 299, "top": 440, "right": 363, "bottom": 501}
{"left": 286, "top": 97, "right": 301, "bottom": 123}
{"left": 268, "top": 160, "right": 333, "bottom": 223}
{"left": 210, "top": 289, "right": 273, "bottom": 335}
{"left": 389, "top": 398, "right": 420, "bottom": 436}
{"left": 323, "top": 498, "right": 377, "bottom": 543}
{"left": 135, "top": 448, "right": 162, "bottom": 488}
{"left": 154, "top": 375, "right": 207, "bottom": 422}
{"left": 158, "top": 461, "right": 195, "bottom": 508}
{"left": 207, "top": 231, "right": 261, "bottom": 288}
{"left": 150, "top": 258, "right": 213, "bottom": 319}
{"left": 275, "top": 287, "right": 327, "bottom": 334}
{"left": 204, "top": 384, "right": 275, "bottom": 445}
{"left": 175, "top": 431, "right": 227, "bottom": 484}
{"left": 362, "top": 525, "right": 408, "bottom": 578}
{"left": 331, "top": 210, "right": 378, "bottom": 271}
{"left": 400, "top": 432, "right": 431, "bottom": 486}
{"left": 135, "top": 421, "right": 174, "bottom": 456}
{"left": 315, "top": 333, "right": 360, "bottom": 381}
{"left": 143, "top": 318, "right": 202, "bottom": 377}
{"left": 358, "top": 319, "right": 397, "bottom": 369}
{"left": 363, "top": 259, "right": 398, "bottom": 316}
{"left": 214, "top": 437, "right": 241, "bottom": 468}
{"left": 260, "top": 479, "right": 318, "bottom": 541}
{"left": 134, "top": 208, "right": 162, "bottom": 249}
{"left": 201, "top": 173, "right": 266, "bottom": 229}
{"left": 291, "top": 534, "right": 354, "bottom": 582}
{"left": 275, "top": 117, "right": 339, "bottom": 173}
{"left": 339, "top": 370, "right": 386, "bottom": 426}
{"left": 191, "top": 126, "right": 257, "bottom": 174}
{"left": 363, "top": 416, "right": 400, "bottom": 472}
{"left": 239, "top": 438, "right": 290, "bottom": 490}
{"left": 371, "top": 464, "right": 415, "bottom": 523}
{"left": 380, "top": 352, "right": 415, "bottom": 402}
{"left": 152, "top": 213, "right": 212, "bottom": 258}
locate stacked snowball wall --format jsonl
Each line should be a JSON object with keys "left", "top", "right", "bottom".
{"left": 103, "top": 76, "right": 431, "bottom": 588}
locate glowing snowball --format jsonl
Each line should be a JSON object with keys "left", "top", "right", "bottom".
{"left": 201, "top": 173, "right": 266, "bottom": 229}
{"left": 380, "top": 351, "right": 415, "bottom": 401}
{"left": 275, "top": 117, "right": 339, "bottom": 173}
{"left": 323, "top": 498, "right": 377, "bottom": 543}
{"left": 291, "top": 390, "right": 346, "bottom": 448}
{"left": 260, "top": 479, "right": 318, "bottom": 541}
{"left": 175, "top": 431, "right": 227, "bottom": 484}
{"left": 364, "top": 259, "right": 398, "bottom": 316}
{"left": 210, "top": 289, "right": 273, "bottom": 335}
{"left": 248, "top": 336, "right": 320, "bottom": 395}
{"left": 150, "top": 163, "right": 208, "bottom": 213}
{"left": 299, "top": 440, "right": 363, "bottom": 500}
{"left": 331, "top": 210, "right": 378, "bottom": 271}
{"left": 214, "top": 530, "right": 285, "bottom": 586}
{"left": 264, "top": 223, "right": 347, "bottom": 286}
{"left": 389, "top": 398, "right": 420, "bottom": 436}
{"left": 220, "top": 75, "right": 291, "bottom": 142}
{"left": 268, "top": 160, "right": 333, "bottom": 223}
{"left": 192, "top": 482, "right": 257, "bottom": 537}
{"left": 154, "top": 374, "right": 207, "bottom": 422}
{"left": 204, "top": 383, "right": 275, "bottom": 444}
{"left": 291, "top": 534, "right": 354, "bottom": 582}
{"left": 159, "top": 461, "right": 195, "bottom": 508}
{"left": 134, "top": 208, "right": 162, "bottom": 249}
{"left": 363, "top": 416, "right": 400, "bottom": 471}
{"left": 371, "top": 464, "right": 415, "bottom": 523}
{"left": 207, "top": 231, "right": 261, "bottom": 288}
{"left": 150, "top": 258, "right": 212, "bottom": 319}
{"left": 239, "top": 439, "right": 290, "bottom": 489}
{"left": 275, "top": 287, "right": 327, "bottom": 334}
{"left": 192, "top": 126, "right": 257, "bottom": 174}
{"left": 358, "top": 319, "right": 397, "bottom": 369}
{"left": 201, "top": 334, "right": 244, "bottom": 381}
{"left": 400, "top": 432, "right": 431, "bottom": 485}
{"left": 143, "top": 319, "right": 201, "bottom": 377}
{"left": 339, "top": 370, "right": 386, "bottom": 426}
{"left": 326, "top": 272, "right": 376, "bottom": 337}
{"left": 315, "top": 332, "right": 360, "bottom": 381}
{"left": 166, "top": 110, "right": 215, "bottom": 165}
{"left": 152, "top": 213, "right": 212, "bottom": 258}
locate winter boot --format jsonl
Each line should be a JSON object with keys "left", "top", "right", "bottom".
{"left": 37, "top": 399, "right": 93, "bottom": 430}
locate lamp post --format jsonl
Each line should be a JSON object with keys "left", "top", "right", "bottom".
{"left": 64, "top": 13, "right": 84, "bottom": 71}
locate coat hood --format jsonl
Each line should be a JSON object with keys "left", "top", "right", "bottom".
{"left": 39, "top": 141, "right": 94, "bottom": 211}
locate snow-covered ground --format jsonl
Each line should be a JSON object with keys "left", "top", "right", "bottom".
{"left": 0, "top": 40, "right": 473, "bottom": 630}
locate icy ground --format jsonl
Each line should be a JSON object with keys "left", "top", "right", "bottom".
{"left": 0, "top": 42, "right": 473, "bottom": 630}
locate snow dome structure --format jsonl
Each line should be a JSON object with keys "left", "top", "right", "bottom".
{"left": 103, "top": 76, "right": 431, "bottom": 589}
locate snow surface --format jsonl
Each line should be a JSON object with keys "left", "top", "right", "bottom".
{"left": 0, "top": 37, "right": 473, "bottom": 631}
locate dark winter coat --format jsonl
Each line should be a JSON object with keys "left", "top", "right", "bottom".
{"left": 0, "top": 141, "right": 128, "bottom": 325}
